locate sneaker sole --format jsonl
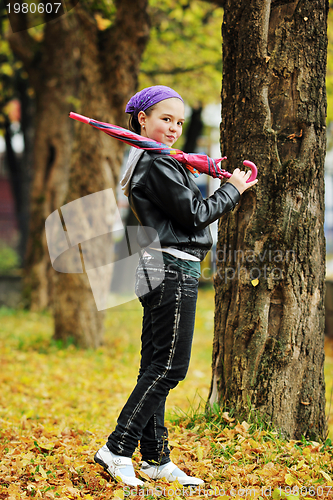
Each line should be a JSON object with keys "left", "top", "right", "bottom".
{"left": 94, "top": 452, "right": 144, "bottom": 487}
{"left": 94, "top": 453, "right": 109, "bottom": 472}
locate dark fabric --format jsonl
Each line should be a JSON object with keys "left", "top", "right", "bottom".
{"left": 107, "top": 254, "right": 199, "bottom": 464}
{"left": 129, "top": 151, "right": 240, "bottom": 255}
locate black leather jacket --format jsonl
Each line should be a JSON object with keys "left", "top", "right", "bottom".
{"left": 128, "top": 151, "right": 240, "bottom": 259}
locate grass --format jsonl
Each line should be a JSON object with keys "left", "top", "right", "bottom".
{"left": 0, "top": 287, "right": 332, "bottom": 499}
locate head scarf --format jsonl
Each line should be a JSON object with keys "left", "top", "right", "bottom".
{"left": 125, "top": 86, "right": 184, "bottom": 118}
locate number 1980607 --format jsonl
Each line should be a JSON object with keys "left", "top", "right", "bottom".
{"left": 6, "top": 3, "right": 62, "bottom": 14}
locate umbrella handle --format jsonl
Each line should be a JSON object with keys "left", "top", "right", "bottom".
{"left": 69, "top": 112, "right": 91, "bottom": 124}
{"left": 243, "top": 160, "right": 257, "bottom": 183}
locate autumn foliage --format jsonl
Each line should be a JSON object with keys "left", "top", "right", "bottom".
{"left": 0, "top": 289, "right": 332, "bottom": 499}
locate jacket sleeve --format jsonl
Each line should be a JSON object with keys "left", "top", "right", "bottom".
{"left": 144, "top": 156, "right": 241, "bottom": 231}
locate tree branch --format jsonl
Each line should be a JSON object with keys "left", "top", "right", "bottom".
{"left": 141, "top": 61, "right": 221, "bottom": 77}
{"left": 203, "top": 0, "right": 225, "bottom": 7}
{"left": 6, "top": 10, "right": 39, "bottom": 73}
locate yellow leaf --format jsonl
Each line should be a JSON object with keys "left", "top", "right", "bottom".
{"left": 1, "top": 63, "right": 14, "bottom": 77}
{"left": 251, "top": 278, "right": 259, "bottom": 286}
{"left": 169, "top": 440, "right": 182, "bottom": 448}
{"left": 171, "top": 480, "right": 183, "bottom": 490}
{"left": 222, "top": 412, "right": 235, "bottom": 423}
{"left": 94, "top": 13, "right": 112, "bottom": 30}
{"left": 319, "top": 469, "right": 332, "bottom": 482}
{"left": 39, "top": 466, "right": 48, "bottom": 479}
{"left": 113, "top": 489, "right": 124, "bottom": 500}
{"left": 284, "top": 473, "right": 295, "bottom": 486}
{"left": 273, "top": 488, "right": 286, "bottom": 499}
{"left": 170, "top": 448, "right": 181, "bottom": 462}
{"left": 137, "top": 470, "right": 152, "bottom": 482}
{"left": 241, "top": 421, "right": 250, "bottom": 432}
{"left": 196, "top": 444, "right": 204, "bottom": 460}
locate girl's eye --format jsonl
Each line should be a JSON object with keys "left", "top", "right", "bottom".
{"left": 178, "top": 122, "right": 183, "bottom": 126}
{"left": 163, "top": 117, "right": 170, "bottom": 122}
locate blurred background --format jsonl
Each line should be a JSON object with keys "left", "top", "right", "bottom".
{"left": 0, "top": 0, "right": 226, "bottom": 309}
{"left": 1, "top": 0, "right": 333, "bottom": 334}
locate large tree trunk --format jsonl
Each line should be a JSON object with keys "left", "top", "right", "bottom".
{"left": 209, "top": 0, "right": 328, "bottom": 440}
{"left": 8, "top": 15, "right": 78, "bottom": 311}
{"left": 8, "top": 1, "right": 149, "bottom": 347}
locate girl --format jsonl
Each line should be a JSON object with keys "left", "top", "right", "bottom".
{"left": 94, "top": 86, "right": 258, "bottom": 487}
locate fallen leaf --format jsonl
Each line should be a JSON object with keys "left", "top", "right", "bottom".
{"left": 319, "top": 469, "right": 331, "bottom": 482}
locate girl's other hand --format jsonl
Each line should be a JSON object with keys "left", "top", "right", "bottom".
{"left": 227, "top": 168, "right": 258, "bottom": 195}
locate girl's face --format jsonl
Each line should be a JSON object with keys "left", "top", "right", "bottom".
{"left": 138, "top": 98, "right": 185, "bottom": 147}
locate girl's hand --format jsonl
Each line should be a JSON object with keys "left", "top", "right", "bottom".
{"left": 227, "top": 168, "right": 258, "bottom": 195}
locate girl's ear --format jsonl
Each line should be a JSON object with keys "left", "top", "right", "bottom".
{"left": 137, "top": 110, "right": 146, "bottom": 127}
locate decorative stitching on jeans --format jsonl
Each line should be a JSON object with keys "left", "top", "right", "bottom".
{"left": 153, "top": 413, "right": 157, "bottom": 442}
{"left": 118, "top": 281, "right": 182, "bottom": 452}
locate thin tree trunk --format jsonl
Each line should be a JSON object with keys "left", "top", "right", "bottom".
{"left": 17, "top": 77, "right": 35, "bottom": 269}
{"left": 183, "top": 106, "right": 203, "bottom": 153}
{"left": 209, "top": 0, "right": 328, "bottom": 440}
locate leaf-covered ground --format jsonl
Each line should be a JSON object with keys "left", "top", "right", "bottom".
{"left": 0, "top": 288, "right": 332, "bottom": 500}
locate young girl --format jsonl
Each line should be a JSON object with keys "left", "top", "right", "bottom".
{"left": 94, "top": 86, "right": 258, "bottom": 487}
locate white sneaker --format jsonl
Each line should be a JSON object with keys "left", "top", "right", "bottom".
{"left": 94, "top": 445, "right": 144, "bottom": 487}
{"left": 140, "top": 460, "right": 204, "bottom": 486}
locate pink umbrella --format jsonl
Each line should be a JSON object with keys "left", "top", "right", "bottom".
{"left": 69, "top": 112, "right": 257, "bottom": 182}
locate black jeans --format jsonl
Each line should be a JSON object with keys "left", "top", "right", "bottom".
{"left": 107, "top": 253, "right": 199, "bottom": 465}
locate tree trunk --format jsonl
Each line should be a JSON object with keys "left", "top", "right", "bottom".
{"left": 9, "top": 12, "right": 87, "bottom": 313}
{"left": 17, "top": 77, "right": 35, "bottom": 269}
{"left": 182, "top": 106, "right": 203, "bottom": 153}
{"left": 209, "top": 0, "right": 328, "bottom": 440}
{"left": 8, "top": 0, "right": 149, "bottom": 347}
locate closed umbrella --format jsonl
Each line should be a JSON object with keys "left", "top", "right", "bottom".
{"left": 69, "top": 112, "right": 257, "bottom": 181}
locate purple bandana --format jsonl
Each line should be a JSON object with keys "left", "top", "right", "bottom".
{"left": 125, "top": 86, "right": 184, "bottom": 117}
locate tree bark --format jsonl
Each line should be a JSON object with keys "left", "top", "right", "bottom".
{"left": 210, "top": 0, "right": 328, "bottom": 440}
{"left": 8, "top": 1, "right": 149, "bottom": 347}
